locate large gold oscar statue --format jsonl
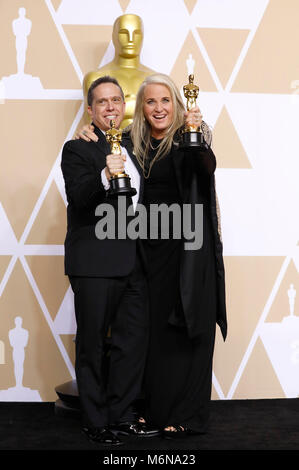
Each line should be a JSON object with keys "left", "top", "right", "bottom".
{"left": 83, "top": 14, "right": 156, "bottom": 128}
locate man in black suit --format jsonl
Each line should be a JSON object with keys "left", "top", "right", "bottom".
{"left": 61, "top": 76, "right": 153, "bottom": 446}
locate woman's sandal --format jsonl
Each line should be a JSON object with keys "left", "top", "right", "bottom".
{"left": 163, "top": 424, "right": 191, "bottom": 439}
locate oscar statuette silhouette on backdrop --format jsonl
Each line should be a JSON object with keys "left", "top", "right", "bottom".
{"left": 55, "top": 14, "right": 154, "bottom": 417}
{"left": 0, "top": 317, "right": 41, "bottom": 401}
{"left": 0, "top": 7, "right": 44, "bottom": 97}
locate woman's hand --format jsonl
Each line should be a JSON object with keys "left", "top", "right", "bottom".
{"left": 74, "top": 124, "right": 98, "bottom": 142}
{"left": 105, "top": 153, "right": 126, "bottom": 179}
{"left": 184, "top": 105, "right": 203, "bottom": 129}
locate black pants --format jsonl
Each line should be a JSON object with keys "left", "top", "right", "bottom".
{"left": 69, "top": 255, "right": 148, "bottom": 428}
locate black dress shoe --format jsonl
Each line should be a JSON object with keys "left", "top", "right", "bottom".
{"left": 111, "top": 421, "right": 160, "bottom": 438}
{"left": 135, "top": 422, "right": 161, "bottom": 438}
{"left": 82, "top": 426, "right": 123, "bottom": 446}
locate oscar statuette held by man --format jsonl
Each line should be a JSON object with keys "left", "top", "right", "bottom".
{"left": 105, "top": 119, "right": 137, "bottom": 197}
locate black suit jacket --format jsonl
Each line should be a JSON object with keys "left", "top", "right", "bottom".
{"left": 61, "top": 125, "right": 143, "bottom": 278}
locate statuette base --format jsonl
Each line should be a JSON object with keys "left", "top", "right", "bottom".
{"left": 179, "top": 130, "right": 206, "bottom": 149}
{"left": 108, "top": 175, "right": 137, "bottom": 197}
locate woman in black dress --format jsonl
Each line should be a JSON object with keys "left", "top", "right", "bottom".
{"left": 129, "top": 73, "right": 227, "bottom": 436}
{"left": 77, "top": 73, "right": 227, "bottom": 437}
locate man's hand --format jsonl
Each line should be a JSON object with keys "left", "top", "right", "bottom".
{"left": 105, "top": 153, "right": 126, "bottom": 179}
{"left": 75, "top": 124, "right": 98, "bottom": 142}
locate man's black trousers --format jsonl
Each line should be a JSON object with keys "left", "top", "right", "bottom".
{"left": 69, "top": 254, "right": 148, "bottom": 428}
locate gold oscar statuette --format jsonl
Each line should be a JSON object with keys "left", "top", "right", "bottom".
{"left": 105, "top": 120, "right": 137, "bottom": 197}
{"left": 179, "top": 74, "right": 205, "bottom": 149}
{"left": 83, "top": 14, "right": 156, "bottom": 129}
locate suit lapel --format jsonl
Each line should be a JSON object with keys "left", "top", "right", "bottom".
{"left": 93, "top": 125, "right": 111, "bottom": 156}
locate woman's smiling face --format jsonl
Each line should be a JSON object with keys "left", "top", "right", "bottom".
{"left": 143, "top": 84, "right": 174, "bottom": 139}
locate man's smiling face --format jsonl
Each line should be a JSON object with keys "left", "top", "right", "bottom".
{"left": 87, "top": 82, "right": 126, "bottom": 131}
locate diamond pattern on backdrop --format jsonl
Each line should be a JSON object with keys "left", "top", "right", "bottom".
{"left": 212, "top": 106, "right": 252, "bottom": 168}
{"left": 232, "top": 0, "right": 299, "bottom": 94}
{"left": 62, "top": 25, "right": 113, "bottom": 77}
{"left": 197, "top": 28, "right": 250, "bottom": 89}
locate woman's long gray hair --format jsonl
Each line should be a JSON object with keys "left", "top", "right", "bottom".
{"left": 130, "top": 73, "right": 185, "bottom": 174}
